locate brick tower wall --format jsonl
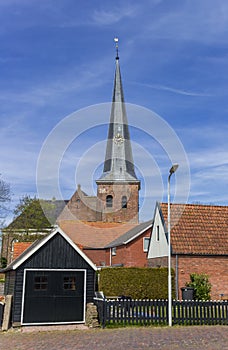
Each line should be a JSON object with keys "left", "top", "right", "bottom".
{"left": 96, "top": 182, "right": 139, "bottom": 223}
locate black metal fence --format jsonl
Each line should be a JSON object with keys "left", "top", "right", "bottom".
{"left": 94, "top": 298, "right": 228, "bottom": 328}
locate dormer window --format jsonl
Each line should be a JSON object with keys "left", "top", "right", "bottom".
{"left": 106, "top": 195, "right": 113, "bottom": 208}
{"left": 122, "top": 195, "right": 127, "bottom": 209}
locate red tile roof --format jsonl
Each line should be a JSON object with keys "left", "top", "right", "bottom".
{"left": 58, "top": 220, "right": 138, "bottom": 248}
{"left": 159, "top": 203, "right": 228, "bottom": 255}
{"left": 13, "top": 242, "right": 33, "bottom": 260}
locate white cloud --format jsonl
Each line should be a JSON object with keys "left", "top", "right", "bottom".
{"left": 0, "top": 65, "right": 106, "bottom": 108}
{"left": 91, "top": 3, "right": 139, "bottom": 25}
{"left": 130, "top": 82, "right": 212, "bottom": 97}
{"left": 148, "top": 1, "right": 228, "bottom": 43}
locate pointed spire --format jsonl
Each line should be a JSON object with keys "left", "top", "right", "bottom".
{"left": 97, "top": 39, "right": 139, "bottom": 184}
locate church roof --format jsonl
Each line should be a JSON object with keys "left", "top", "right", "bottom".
{"left": 97, "top": 50, "right": 139, "bottom": 184}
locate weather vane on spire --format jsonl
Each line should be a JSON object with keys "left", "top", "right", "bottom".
{"left": 114, "top": 37, "right": 119, "bottom": 59}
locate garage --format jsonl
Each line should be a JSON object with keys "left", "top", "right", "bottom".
{"left": 22, "top": 269, "right": 86, "bottom": 324}
{"left": 1, "top": 228, "right": 97, "bottom": 326}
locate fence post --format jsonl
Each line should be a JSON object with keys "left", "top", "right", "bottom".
{"left": 102, "top": 298, "right": 107, "bottom": 328}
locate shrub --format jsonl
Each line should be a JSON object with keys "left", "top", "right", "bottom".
{"left": 99, "top": 267, "right": 175, "bottom": 299}
{"left": 186, "top": 273, "right": 211, "bottom": 300}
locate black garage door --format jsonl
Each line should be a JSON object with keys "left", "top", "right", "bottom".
{"left": 22, "top": 269, "right": 85, "bottom": 324}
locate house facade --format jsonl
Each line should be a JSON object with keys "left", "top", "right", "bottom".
{"left": 84, "top": 221, "right": 152, "bottom": 267}
{"left": 58, "top": 220, "right": 152, "bottom": 267}
{"left": 3, "top": 219, "right": 153, "bottom": 269}
{"left": 147, "top": 202, "right": 228, "bottom": 300}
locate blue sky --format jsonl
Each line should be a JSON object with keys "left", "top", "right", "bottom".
{"left": 0, "top": 0, "right": 228, "bottom": 223}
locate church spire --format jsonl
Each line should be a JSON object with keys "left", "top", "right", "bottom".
{"left": 96, "top": 39, "right": 140, "bottom": 223}
{"left": 97, "top": 38, "right": 139, "bottom": 184}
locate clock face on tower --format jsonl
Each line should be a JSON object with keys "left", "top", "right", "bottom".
{"left": 98, "top": 188, "right": 107, "bottom": 194}
{"left": 114, "top": 133, "right": 124, "bottom": 144}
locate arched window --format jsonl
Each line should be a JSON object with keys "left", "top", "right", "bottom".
{"left": 122, "top": 195, "right": 127, "bottom": 209}
{"left": 106, "top": 195, "right": 113, "bottom": 208}
{"left": 11, "top": 238, "right": 19, "bottom": 262}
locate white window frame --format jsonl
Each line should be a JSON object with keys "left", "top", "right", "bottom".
{"left": 143, "top": 237, "right": 150, "bottom": 252}
{"left": 111, "top": 247, "right": 117, "bottom": 256}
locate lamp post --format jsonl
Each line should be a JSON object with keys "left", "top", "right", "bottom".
{"left": 168, "top": 164, "right": 179, "bottom": 327}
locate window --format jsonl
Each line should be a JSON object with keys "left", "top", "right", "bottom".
{"left": 106, "top": 195, "right": 113, "bottom": 208}
{"left": 156, "top": 225, "right": 160, "bottom": 241}
{"left": 34, "top": 275, "right": 48, "bottom": 290}
{"left": 111, "top": 247, "right": 116, "bottom": 256}
{"left": 121, "top": 195, "right": 127, "bottom": 209}
{"left": 143, "top": 237, "right": 150, "bottom": 252}
{"left": 10, "top": 238, "right": 18, "bottom": 260}
{"left": 63, "top": 276, "right": 76, "bottom": 290}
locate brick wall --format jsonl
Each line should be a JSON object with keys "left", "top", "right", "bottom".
{"left": 110, "top": 229, "right": 151, "bottom": 267}
{"left": 147, "top": 256, "right": 168, "bottom": 268}
{"left": 83, "top": 249, "right": 107, "bottom": 267}
{"left": 177, "top": 255, "right": 228, "bottom": 300}
{"left": 64, "top": 188, "right": 98, "bottom": 221}
{"left": 59, "top": 183, "right": 140, "bottom": 224}
{"left": 96, "top": 183, "right": 139, "bottom": 223}
{"left": 148, "top": 255, "right": 228, "bottom": 300}
{"left": 83, "top": 228, "right": 151, "bottom": 268}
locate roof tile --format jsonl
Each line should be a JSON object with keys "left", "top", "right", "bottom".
{"left": 160, "top": 203, "right": 228, "bottom": 255}
{"left": 58, "top": 220, "right": 138, "bottom": 248}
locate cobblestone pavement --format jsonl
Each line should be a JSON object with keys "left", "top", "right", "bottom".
{"left": 0, "top": 325, "right": 227, "bottom": 350}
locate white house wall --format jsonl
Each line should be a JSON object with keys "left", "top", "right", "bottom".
{"left": 147, "top": 205, "right": 168, "bottom": 259}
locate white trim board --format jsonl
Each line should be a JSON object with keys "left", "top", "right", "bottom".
{"left": 21, "top": 268, "right": 87, "bottom": 326}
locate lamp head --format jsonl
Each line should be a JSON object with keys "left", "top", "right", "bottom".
{"left": 169, "top": 164, "right": 179, "bottom": 175}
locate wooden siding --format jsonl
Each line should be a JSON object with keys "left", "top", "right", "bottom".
{"left": 9, "top": 233, "right": 95, "bottom": 324}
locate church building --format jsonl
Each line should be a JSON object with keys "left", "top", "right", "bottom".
{"left": 1, "top": 43, "right": 152, "bottom": 269}
{"left": 58, "top": 43, "right": 140, "bottom": 224}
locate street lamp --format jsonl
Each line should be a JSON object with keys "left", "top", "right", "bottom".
{"left": 168, "top": 164, "right": 179, "bottom": 327}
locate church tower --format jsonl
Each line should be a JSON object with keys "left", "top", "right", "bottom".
{"left": 96, "top": 39, "right": 140, "bottom": 223}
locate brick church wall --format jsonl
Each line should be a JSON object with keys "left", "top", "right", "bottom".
{"left": 96, "top": 183, "right": 139, "bottom": 223}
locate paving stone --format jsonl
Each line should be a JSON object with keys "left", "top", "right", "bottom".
{"left": 0, "top": 325, "right": 227, "bottom": 350}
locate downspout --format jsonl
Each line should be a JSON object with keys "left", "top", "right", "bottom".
{"left": 175, "top": 254, "right": 179, "bottom": 299}
{"left": 109, "top": 248, "right": 112, "bottom": 266}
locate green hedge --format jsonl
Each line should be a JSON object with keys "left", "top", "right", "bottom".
{"left": 99, "top": 267, "right": 175, "bottom": 299}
